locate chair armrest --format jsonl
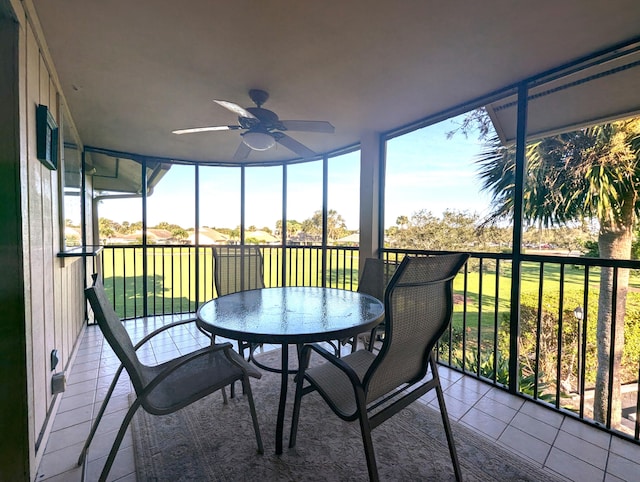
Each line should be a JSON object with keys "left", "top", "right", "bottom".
{"left": 223, "top": 347, "right": 262, "bottom": 379}
{"left": 132, "top": 317, "right": 199, "bottom": 351}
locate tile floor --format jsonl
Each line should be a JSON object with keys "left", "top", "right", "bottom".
{"left": 36, "top": 315, "right": 640, "bottom": 482}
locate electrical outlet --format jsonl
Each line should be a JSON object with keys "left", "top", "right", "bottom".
{"left": 51, "top": 373, "right": 66, "bottom": 394}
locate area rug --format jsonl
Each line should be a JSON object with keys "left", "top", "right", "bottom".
{"left": 131, "top": 349, "right": 566, "bottom": 481}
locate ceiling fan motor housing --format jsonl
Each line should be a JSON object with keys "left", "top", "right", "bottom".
{"left": 248, "top": 88, "right": 270, "bottom": 107}
{"left": 243, "top": 107, "right": 281, "bottom": 130}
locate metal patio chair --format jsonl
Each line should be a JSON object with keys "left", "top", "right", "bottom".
{"left": 212, "top": 245, "right": 266, "bottom": 358}
{"left": 290, "top": 253, "right": 469, "bottom": 482}
{"left": 79, "top": 274, "right": 263, "bottom": 482}
{"left": 341, "top": 257, "right": 396, "bottom": 353}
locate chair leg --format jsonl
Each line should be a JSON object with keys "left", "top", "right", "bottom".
{"left": 229, "top": 341, "right": 252, "bottom": 398}
{"left": 430, "top": 353, "right": 463, "bottom": 482}
{"left": 241, "top": 376, "right": 264, "bottom": 454}
{"left": 358, "top": 409, "right": 379, "bottom": 482}
{"left": 288, "top": 346, "right": 311, "bottom": 448}
{"left": 211, "top": 336, "right": 233, "bottom": 402}
{"left": 98, "top": 399, "right": 142, "bottom": 482}
{"left": 367, "top": 327, "right": 379, "bottom": 351}
{"left": 77, "top": 365, "right": 124, "bottom": 466}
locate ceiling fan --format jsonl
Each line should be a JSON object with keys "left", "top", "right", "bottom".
{"left": 172, "top": 89, "right": 334, "bottom": 161}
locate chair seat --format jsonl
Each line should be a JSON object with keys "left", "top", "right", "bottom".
{"left": 142, "top": 347, "right": 262, "bottom": 415}
{"left": 306, "top": 350, "right": 376, "bottom": 418}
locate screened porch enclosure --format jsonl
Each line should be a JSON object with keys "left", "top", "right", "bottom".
{"left": 74, "top": 35, "right": 640, "bottom": 453}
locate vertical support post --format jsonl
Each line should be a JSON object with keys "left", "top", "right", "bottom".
{"left": 240, "top": 165, "right": 246, "bottom": 246}
{"left": 281, "top": 165, "right": 287, "bottom": 287}
{"left": 141, "top": 157, "right": 148, "bottom": 317}
{"left": 359, "top": 131, "right": 382, "bottom": 265}
{"left": 321, "top": 156, "right": 328, "bottom": 287}
{"left": 81, "top": 148, "right": 90, "bottom": 322}
{"left": 194, "top": 164, "right": 200, "bottom": 306}
{"left": 508, "top": 82, "right": 528, "bottom": 393}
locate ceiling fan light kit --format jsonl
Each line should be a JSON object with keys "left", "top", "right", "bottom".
{"left": 242, "top": 131, "right": 276, "bottom": 151}
{"left": 173, "top": 89, "right": 334, "bottom": 160}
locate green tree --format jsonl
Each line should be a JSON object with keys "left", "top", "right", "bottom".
{"left": 170, "top": 228, "right": 188, "bottom": 241}
{"left": 385, "top": 209, "right": 492, "bottom": 251}
{"left": 98, "top": 217, "right": 118, "bottom": 241}
{"left": 275, "top": 219, "right": 302, "bottom": 238}
{"left": 473, "top": 116, "right": 640, "bottom": 427}
{"left": 301, "top": 210, "right": 348, "bottom": 241}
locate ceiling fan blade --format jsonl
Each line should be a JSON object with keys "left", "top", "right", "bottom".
{"left": 273, "top": 132, "right": 316, "bottom": 159}
{"left": 172, "top": 125, "right": 240, "bottom": 135}
{"left": 279, "top": 120, "right": 335, "bottom": 133}
{"left": 214, "top": 100, "right": 257, "bottom": 119}
{"left": 233, "top": 141, "right": 251, "bottom": 161}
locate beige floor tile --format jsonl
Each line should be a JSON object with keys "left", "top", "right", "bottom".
{"left": 545, "top": 447, "right": 605, "bottom": 482}
{"left": 606, "top": 452, "right": 640, "bottom": 481}
{"left": 520, "top": 400, "right": 565, "bottom": 428}
{"left": 510, "top": 411, "right": 559, "bottom": 444}
{"left": 483, "top": 386, "right": 526, "bottom": 410}
{"left": 44, "top": 420, "right": 91, "bottom": 453}
{"left": 554, "top": 430, "right": 608, "bottom": 469}
{"left": 560, "top": 416, "right": 611, "bottom": 449}
{"left": 459, "top": 406, "right": 507, "bottom": 439}
{"left": 473, "top": 395, "right": 518, "bottom": 424}
{"left": 86, "top": 445, "right": 135, "bottom": 482}
{"left": 604, "top": 473, "right": 627, "bottom": 482}
{"left": 58, "top": 391, "right": 95, "bottom": 413}
{"left": 51, "top": 404, "right": 94, "bottom": 431}
{"left": 446, "top": 381, "right": 486, "bottom": 405}
{"left": 609, "top": 435, "right": 640, "bottom": 461}
{"left": 37, "top": 441, "right": 86, "bottom": 480}
{"left": 498, "top": 425, "right": 551, "bottom": 465}
{"left": 431, "top": 393, "right": 473, "bottom": 421}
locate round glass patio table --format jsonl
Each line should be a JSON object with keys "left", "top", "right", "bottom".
{"left": 196, "top": 286, "right": 385, "bottom": 454}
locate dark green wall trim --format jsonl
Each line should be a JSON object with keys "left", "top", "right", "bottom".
{"left": 0, "top": 12, "right": 30, "bottom": 481}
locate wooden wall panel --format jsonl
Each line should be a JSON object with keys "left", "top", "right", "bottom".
{"left": 41, "top": 70, "right": 56, "bottom": 407}
{"left": 26, "top": 23, "right": 47, "bottom": 442}
{"left": 8, "top": 2, "right": 92, "bottom": 476}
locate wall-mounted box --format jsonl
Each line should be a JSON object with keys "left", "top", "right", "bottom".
{"left": 36, "top": 104, "right": 58, "bottom": 170}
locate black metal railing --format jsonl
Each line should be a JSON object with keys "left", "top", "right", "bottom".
{"left": 99, "top": 244, "right": 640, "bottom": 443}
{"left": 100, "top": 244, "right": 360, "bottom": 319}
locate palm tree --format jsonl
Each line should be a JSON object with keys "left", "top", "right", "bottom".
{"left": 475, "top": 117, "right": 640, "bottom": 428}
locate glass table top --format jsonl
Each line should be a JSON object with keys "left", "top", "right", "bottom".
{"left": 197, "top": 286, "right": 385, "bottom": 344}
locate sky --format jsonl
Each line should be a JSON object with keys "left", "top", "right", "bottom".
{"left": 86, "top": 115, "right": 493, "bottom": 231}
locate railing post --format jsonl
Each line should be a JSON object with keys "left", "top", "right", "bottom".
{"left": 508, "top": 82, "right": 528, "bottom": 393}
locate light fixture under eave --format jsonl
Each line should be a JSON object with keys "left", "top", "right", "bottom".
{"left": 242, "top": 131, "right": 276, "bottom": 151}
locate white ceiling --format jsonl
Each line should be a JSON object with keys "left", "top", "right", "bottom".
{"left": 32, "top": 0, "right": 640, "bottom": 164}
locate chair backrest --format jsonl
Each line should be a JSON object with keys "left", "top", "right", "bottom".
{"left": 85, "top": 275, "right": 148, "bottom": 394}
{"left": 357, "top": 258, "right": 395, "bottom": 301}
{"left": 365, "top": 254, "right": 469, "bottom": 401}
{"left": 212, "top": 245, "right": 265, "bottom": 297}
